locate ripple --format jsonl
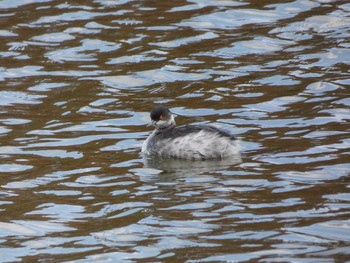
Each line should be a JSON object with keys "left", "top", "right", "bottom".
{"left": 151, "top": 32, "right": 218, "bottom": 48}
{"left": 107, "top": 54, "right": 166, "bottom": 65}
{"left": 96, "top": 68, "right": 210, "bottom": 90}
{"left": 286, "top": 220, "right": 350, "bottom": 242}
{"left": 46, "top": 39, "right": 121, "bottom": 62}
{"left": 3, "top": 167, "right": 100, "bottom": 189}
{"left": 200, "top": 36, "right": 294, "bottom": 58}
{"left": 0, "top": 118, "right": 31, "bottom": 125}
{"left": 0, "top": 30, "right": 18, "bottom": 37}
{"left": 271, "top": 13, "right": 350, "bottom": 36}
{"left": 0, "top": 66, "right": 44, "bottom": 80}
{"left": 31, "top": 32, "right": 75, "bottom": 43}
{"left": 0, "top": 0, "right": 52, "bottom": 9}
{"left": 0, "top": 163, "right": 33, "bottom": 173}
{"left": 276, "top": 163, "right": 350, "bottom": 184}
{"left": 298, "top": 47, "right": 350, "bottom": 68}
{"left": 34, "top": 10, "right": 121, "bottom": 24}
{"left": 26, "top": 203, "right": 88, "bottom": 221}
{"left": 28, "top": 82, "right": 69, "bottom": 92}
{"left": 0, "top": 220, "right": 74, "bottom": 237}
{"left": 179, "top": 9, "right": 290, "bottom": 29}
{"left": 0, "top": 146, "right": 83, "bottom": 159}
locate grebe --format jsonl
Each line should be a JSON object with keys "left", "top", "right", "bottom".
{"left": 142, "top": 106, "right": 240, "bottom": 160}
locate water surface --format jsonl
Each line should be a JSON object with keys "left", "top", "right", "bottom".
{"left": 0, "top": 0, "right": 349, "bottom": 262}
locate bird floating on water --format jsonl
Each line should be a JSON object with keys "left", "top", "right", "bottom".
{"left": 142, "top": 106, "right": 240, "bottom": 160}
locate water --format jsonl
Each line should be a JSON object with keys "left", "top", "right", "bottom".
{"left": 0, "top": 0, "right": 349, "bottom": 262}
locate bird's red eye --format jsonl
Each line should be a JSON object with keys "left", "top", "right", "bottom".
{"left": 159, "top": 115, "right": 163, "bottom": 120}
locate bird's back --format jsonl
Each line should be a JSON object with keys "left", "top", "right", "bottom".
{"left": 142, "top": 124, "right": 239, "bottom": 160}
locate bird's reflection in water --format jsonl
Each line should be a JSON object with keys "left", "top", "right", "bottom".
{"left": 142, "top": 154, "right": 242, "bottom": 177}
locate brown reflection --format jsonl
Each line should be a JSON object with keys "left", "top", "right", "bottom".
{"left": 0, "top": 0, "right": 349, "bottom": 262}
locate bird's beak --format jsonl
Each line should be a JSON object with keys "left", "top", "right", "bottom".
{"left": 147, "top": 121, "right": 157, "bottom": 127}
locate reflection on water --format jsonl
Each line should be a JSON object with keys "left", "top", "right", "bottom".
{"left": 0, "top": 0, "right": 349, "bottom": 262}
{"left": 143, "top": 154, "right": 242, "bottom": 176}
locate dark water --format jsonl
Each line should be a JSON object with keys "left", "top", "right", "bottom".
{"left": 0, "top": 0, "right": 349, "bottom": 262}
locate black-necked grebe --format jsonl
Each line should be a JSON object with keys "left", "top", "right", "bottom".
{"left": 142, "top": 106, "right": 240, "bottom": 160}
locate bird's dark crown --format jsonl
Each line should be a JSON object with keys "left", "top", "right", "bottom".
{"left": 150, "top": 106, "right": 171, "bottom": 121}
